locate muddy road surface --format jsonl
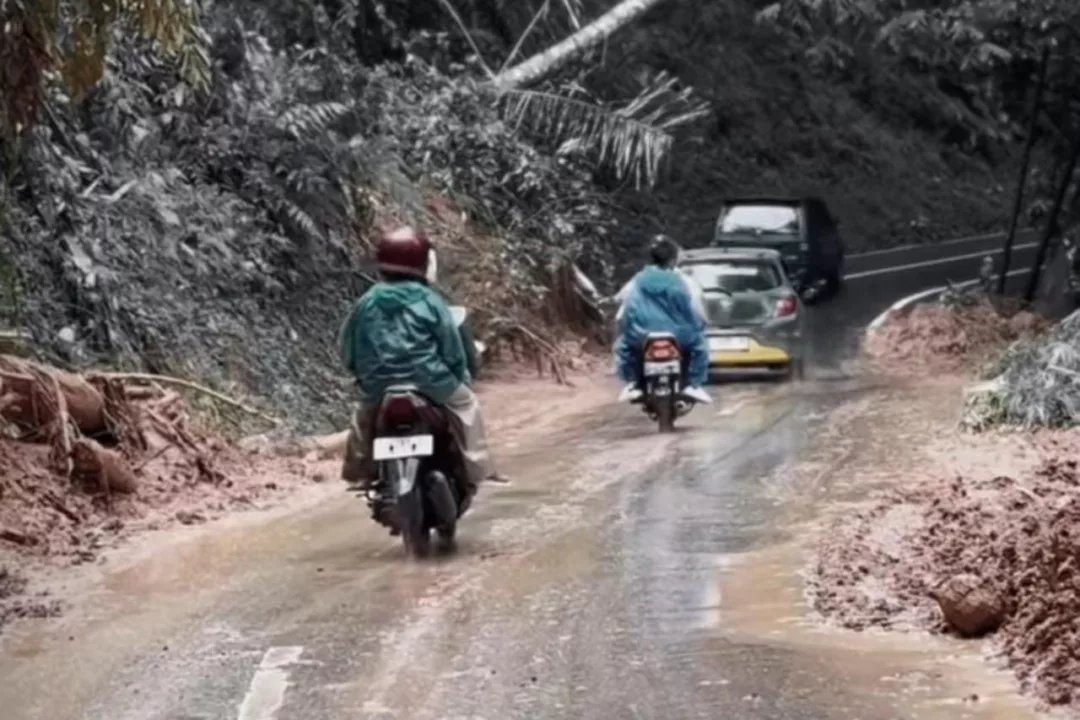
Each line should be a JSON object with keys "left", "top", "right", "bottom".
{"left": 0, "top": 238, "right": 1044, "bottom": 719}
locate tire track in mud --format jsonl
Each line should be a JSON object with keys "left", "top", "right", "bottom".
{"left": 320, "top": 389, "right": 804, "bottom": 719}
{"left": 339, "top": 424, "right": 682, "bottom": 717}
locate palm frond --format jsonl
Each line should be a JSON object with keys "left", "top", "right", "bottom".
{"left": 275, "top": 101, "right": 351, "bottom": 139}
{"left": 557, "top": 0, "right": 585, "bottom": 29}
{"left": 497, "top": 72, "right": 710, "bottom": 189}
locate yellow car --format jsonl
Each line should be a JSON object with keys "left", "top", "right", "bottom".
{"left": 679, "top": 247, "right": 806, "bottom": 380}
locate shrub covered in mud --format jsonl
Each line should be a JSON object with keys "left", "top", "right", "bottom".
{"left": 963, "top": 309, "right": 1080, "bottom": 430}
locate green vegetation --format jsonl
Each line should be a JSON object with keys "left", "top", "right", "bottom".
{"left": 1, "top": 0, "right": 1068, "bottom": 428}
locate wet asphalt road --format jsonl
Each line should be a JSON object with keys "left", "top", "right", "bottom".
{"left": 0, "top": 233, "right": 1045, "bottom": 720}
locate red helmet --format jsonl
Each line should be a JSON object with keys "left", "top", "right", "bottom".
{"left": 376, "top": 226, "right": 431, "bottom": 279}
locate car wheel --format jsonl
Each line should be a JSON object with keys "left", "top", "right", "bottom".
{"left": 826, "top": 262, "right": 844, "bottom": 295}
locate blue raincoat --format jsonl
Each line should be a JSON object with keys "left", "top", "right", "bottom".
{"left": 614, "top": 266, "right": 708, "bottom": 385}
{"left": 339, "top": 280, "right": 468, "bottom": 405}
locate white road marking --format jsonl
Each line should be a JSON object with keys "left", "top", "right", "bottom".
{"left": 847, "top": 230, "right": 1014, "bottom": 258}
{"left": 237, "top": 646, "right": 305, "bottom": 720}
{"left": 844, "top": 242, "right": 1037, "bottom": 280}
{"left": 865, "top": 266, "right": 1034, "bottom": 335}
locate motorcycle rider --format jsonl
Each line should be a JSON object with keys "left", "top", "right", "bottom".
{"left": 613, "top": 234, "right": 711, "bottom": 404}
{"left": 338, "top": 226, "right": 499, "bottom": 513}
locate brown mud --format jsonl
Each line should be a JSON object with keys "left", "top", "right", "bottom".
{"left": 865, "top": 302, "right": 1045, "bottom": 375}
{"left": 806, "top": 368, "right": 1080, "bottom": 711}
{"left": 0, "top": 360, "right": 614, "bottom": 633}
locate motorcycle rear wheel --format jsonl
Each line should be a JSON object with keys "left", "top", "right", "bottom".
{"left": 389, "top": 468, "right": 430, "bottom": 558}
{"left": 427, "top": 470, "right": 458, "bottom": 545}
{"left": 656, "top": 396, "right": 675, "bottom": 433}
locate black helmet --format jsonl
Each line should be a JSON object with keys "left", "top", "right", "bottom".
{"left": 649, "top": 234, "right": 680, "bottom": 268}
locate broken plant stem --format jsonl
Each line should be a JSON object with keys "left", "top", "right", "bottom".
{"left": 434, "top": 0, "right": 494, "bottom": 77}
{"left": 51, "top": 373, "right": 73, "bottom": 478}
{"left": 101, "top": 372, "right": 281, "bottom": 425}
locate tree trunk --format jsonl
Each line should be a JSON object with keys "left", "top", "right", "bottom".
{"left": 491, "top": 0, "right": 670, "bottom": 90}
{"left": 1024, "top": 131, "right": 1080, "bottom": 303}
{"left": 999, "top": 45, "right": 1049, "bottom": 294}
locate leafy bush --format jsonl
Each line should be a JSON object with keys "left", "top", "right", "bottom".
{"left": 963, "top": 310, "right": 1080, "bottom": 430}
{"left": 1, "top": 9, "right": 620, "bottom": 431}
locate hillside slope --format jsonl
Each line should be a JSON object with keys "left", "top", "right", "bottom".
{"left": 582, "top": 0, "right": 1014, "bottom": 257}
{"left": 0, "top": 0, "right": 1019, "bottom": 428}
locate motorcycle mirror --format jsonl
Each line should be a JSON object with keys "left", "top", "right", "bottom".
{"left": 449, "top": 305, "right": 467, "bottom": 326}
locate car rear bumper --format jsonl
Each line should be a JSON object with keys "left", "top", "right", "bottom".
{"left": 706, "top": 322, "right": 803, "bottom": 369}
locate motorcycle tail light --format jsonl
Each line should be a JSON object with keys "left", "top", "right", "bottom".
{"left": 645, "top": 338, "right": 679, "bottom": 360}
{"left": 775, "top": 295, "right": 797, "bottom": 317}
{"left": 381, "top": 396, "right": 416, "bottom": 425}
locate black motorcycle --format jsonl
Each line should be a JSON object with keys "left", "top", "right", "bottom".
{"left": 625, "top": 332, "right": 694, "bottom": 432}
{"left": 363, "top": 304, "right": 478, "bottom": 558}
{"left": 368, "top": 386, "right": 469, "bottom": 557}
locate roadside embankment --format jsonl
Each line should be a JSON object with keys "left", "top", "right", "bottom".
{"left": 0, "top": 354, "right": 614, "bottom": 634}
{"left": 808, "top": 298, "right": 1080, "bottom": 710}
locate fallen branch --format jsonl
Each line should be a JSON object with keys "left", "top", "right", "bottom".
{"left": 145, "top": 408, "right": 199, "bottom": 452}
{"left": 41, "top": 489, "right": 80, "bottom": 524}
{"left": 50, "top": 373, "right": 73, "bottom": 478}
{"left": 0, "top": 528, "right": 35, "bottom": 546}
{"left": 0, "top": 356, "right": 107, "bottom": 434}
{"left": 71, "top": 437, "right": 137, "bottom": 495}
{"left": 0, "top": 389, "right": 18, "bottom": 415}
{"left": 100, "top": 372, "right": 281, "bottom": 425}
{"left": 489, "top": 316, "right": 571, "bottom": 385}
{"left": 0, "top": 329, "right": 31, "bottom": 356}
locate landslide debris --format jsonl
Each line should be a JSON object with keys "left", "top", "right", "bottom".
{"left": 0, "top": 354, "right": 313, "bottom": 631}
{"left": 810, "top": 451, "right": 1080, "bottom": 708}
{"left": 864, "top": 300, "right": 1045, "bottom": 376}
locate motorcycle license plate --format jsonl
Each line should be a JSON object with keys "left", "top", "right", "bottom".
{"left": 643, "top": 360, "right": 680, "bottom": 376}
{"left": 372, "top": 435, "right": 434, "bottom": 460}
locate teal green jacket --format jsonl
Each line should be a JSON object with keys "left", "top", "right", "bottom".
{"left": 338, "top": 280, "right": 469, "bottom": 405}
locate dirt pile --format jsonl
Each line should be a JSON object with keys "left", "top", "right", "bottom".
{"left": 0, "top": 355, "right": 317, "bottom": 628}
{"left": 810, "top": 447, "right": 1080, "bottom": 708}
{"left": 864, "top": 301, "right": 1045, "bottom": 375}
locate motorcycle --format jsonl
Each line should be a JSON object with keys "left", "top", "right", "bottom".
{"left": 364, "top": 305, "right": 479, "bottom": 557}
{"left": 622, "top": 331, "right": 694, "bottom": 432}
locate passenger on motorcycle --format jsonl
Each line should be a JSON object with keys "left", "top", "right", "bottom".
{"left": 613, "top": 234, "right": 712, "bottom": 404}
{"left": 337, "top": 226, "right": 500, "bottom": 503}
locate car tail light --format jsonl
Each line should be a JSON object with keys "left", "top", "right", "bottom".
{"left": 645, "top": 338, "right": 679, "bottom": 360}
{"left": 775, "top": 295, "right": 797, "bottom": 317}
{"left": 381, "top": 396, "right": 416, "bottom": 425}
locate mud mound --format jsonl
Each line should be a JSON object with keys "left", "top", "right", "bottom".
{"left": 810, "top": 451, "right": 1080, "bottom": 708}
{"left": 865, "top": 302, "right": 1046, "bottom": 375}
{"left": 0, "top": 355, "right": 314, "bottom": 631}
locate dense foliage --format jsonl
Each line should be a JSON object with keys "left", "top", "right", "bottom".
{"left": 0, "top": 2, "right": 625, "bottom": 430}
{"left": 1, "top": 0, "right": 1059, "bottom": 429}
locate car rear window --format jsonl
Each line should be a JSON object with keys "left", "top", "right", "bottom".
{"left": 681, "top": 261, "right": 782, "bottom": 293}
{"left": 717, "top": 204, "right": 800, "bottom": 237}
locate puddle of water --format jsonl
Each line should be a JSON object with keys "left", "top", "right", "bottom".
{"left": 717, "top": 540, "right": 1042, "bottom": 719}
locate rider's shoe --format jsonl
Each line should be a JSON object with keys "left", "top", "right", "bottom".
{"left": 618, "top": 382, "right": 644, "bottom": 402}
{"left": 682, "top": 385, "right": 712, "bottom": 404}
